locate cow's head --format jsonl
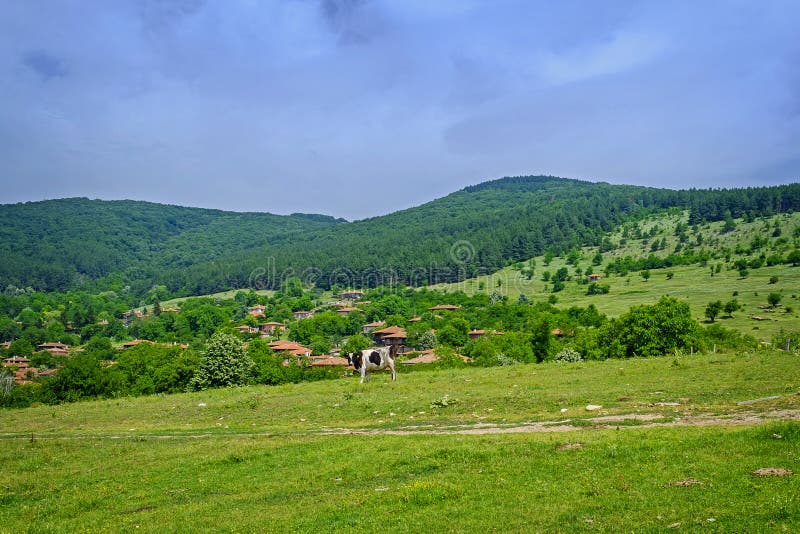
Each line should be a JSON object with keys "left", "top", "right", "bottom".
{"left": 389, "top": 344, "right": 398, "bottom": 359}
{"left": 347, "top": 352, "right": 362, "bottom": 370}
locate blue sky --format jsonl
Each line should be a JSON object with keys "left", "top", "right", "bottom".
{"left": 1, "top": 0, "right": 799, "bottom": 219}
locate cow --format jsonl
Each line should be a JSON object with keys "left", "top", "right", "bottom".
{"left": 347, "top": 345, "right": 397, "bottom": 383}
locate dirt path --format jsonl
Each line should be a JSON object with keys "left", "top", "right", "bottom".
{"left": 2, "top": 409, "right": 798, "bottom": 441}
{"left": 316, "top": 408, "right": 800, "bottom": 436}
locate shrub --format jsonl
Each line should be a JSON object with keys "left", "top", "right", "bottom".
{"left": 495, "top": 353, "right": 519, "bottom": 366}
{"left": 555, "top": 347, "right": 583, "bottom": 363}
{"left": 189, "top": 333, "right": 254, "bottom": 391}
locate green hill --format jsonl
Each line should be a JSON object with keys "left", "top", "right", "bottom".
{"left": 118, "top": 176, "right": 800, "bottom": 297}
{"left": 0, "top": 198, "right": 344, "bottom": 294}
{"left": 431, "top": 210, "right": 800, "bottom": 341}
{"left": 2, "top": 177, "right": 800, "bottom": 298}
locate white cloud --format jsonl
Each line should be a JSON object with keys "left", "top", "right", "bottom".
{"left": 538, "top": 30, "right": 668, "bottom": 85}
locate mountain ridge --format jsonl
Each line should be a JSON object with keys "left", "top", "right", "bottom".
{"left": 2, "top": 176, "right": 799, "bottom": 297}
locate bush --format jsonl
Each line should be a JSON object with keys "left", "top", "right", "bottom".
{"left": 595, "top": 297, "right": 698, "bottom": 359}
{"left": 495, "top": 353, "right": 519, "bottom": 366}
{"left": 555, "top": 347, "right": 583, "bottom": 363}
{"left": 189, "top": 333, "right": 254, "bottom": 391}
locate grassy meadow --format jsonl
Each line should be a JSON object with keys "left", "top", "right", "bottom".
{"left": 2, "top": 351, "right": 799, "bottom": 532}
{"left": 432, "top": 211, "right": 800, "bottom": 342}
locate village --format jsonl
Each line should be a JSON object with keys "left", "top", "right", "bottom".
{"left": 2, "top": 288, "right": 521, "bottom": 387}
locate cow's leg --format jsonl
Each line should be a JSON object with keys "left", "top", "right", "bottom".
{"left": 360, "top": 366, "right": 366, "bottom": 383}
{"left": 389, "top": 360, "right": 396, "bottom": 381}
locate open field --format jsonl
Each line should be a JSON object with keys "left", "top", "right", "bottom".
{"left": 2, "top": 351, "right": 799, "bottom": 532}
{"left": 135, "top": 289, "right": 276, "bottom": 312}
{"left": 432, "top": 212, "right": 800, "bottom": 342}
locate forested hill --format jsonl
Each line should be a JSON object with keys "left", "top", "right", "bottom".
{"left": 162, "top": 176, "right": 800, "bottom": 296}
{"left": 2, "top": 177, "right": 799, "bottom": 298}
{"left": 0, "top": 198, "right": 343, "bottom": 293}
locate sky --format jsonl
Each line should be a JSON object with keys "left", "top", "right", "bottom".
{"left": 1, "top": 0, "right": 799, "bottom": 220}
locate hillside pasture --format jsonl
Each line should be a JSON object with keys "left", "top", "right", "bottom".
{"left": 432, "top": 212, "right": 800, "bottom": 342}
{"left": 2, "top": 351, "right": 798, "bottom": 532}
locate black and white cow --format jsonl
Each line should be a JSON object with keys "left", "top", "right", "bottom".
{"left": 347, "top": 345, "right": 397, "bottom": 383}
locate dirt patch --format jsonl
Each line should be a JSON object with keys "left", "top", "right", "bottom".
{"left": 556, "top": 443, "right": 583, "bottom": 451}
{"left": 668, "top": 478, "right": 703, "bottom": 487}
{"left": 590, "top": 413, "right": 666, "bottom": 423}
{"left": 751, "top": 468, "right": 793, "bottom": 477}
{"left": 316, "top": 408, "right": 800, "bottom": 436}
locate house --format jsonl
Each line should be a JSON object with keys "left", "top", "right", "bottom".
{"left": 309, "top": 355, "right": 349, "bottom": 367}
{"left": 429, "top": 304, "right": 460, "bottom": 311}
{"left": 587, "top": 273, "right": 602, "bottom": 282}
{"left": 293, "top": 310, "right": 314, "bottom": 320}
{"left": 37, "top": 342, "right": 70, "bottom": 357}
{"left": 0, "top": 341, "right": 11, "bottom": 350}
{"left": 551, "top": 329, "right": 564, "bottom": 337}
{"left": 259, "top": 322, "right": 286, "bottom": 336}
{"left": 401, "top": 349, "right": 473, "bottom": 365}
{"left": 372, "top": 325, "right": 407, "bottom": 351}
{"left": 408, "top": 317, "right": 422, "bottom": 323}
{"left": 339, "top": 290, "right": 365, "bottom": 301}
{"left": 269, "top": 340, "right": 311, "bottom": 358}
{"left": 248, "top": 305, "right": 267, "bottom": 318}
{"left": 235, "top": 325, "right": 259, "bottom": 334}
{"left": 3, "top": 356, "right": 31, "bottom": 367}
{"left": 2, "top": 356, "right": 37, "bottom": 384}
{"left": 121, "top": 339, "right": 153, "bottom": 349}
{"left": 362, "top": 321, "right": 385, "bottom": 334}
{"left": 269, "top": 340, "right": 312, "bottom": 365}
{"left": 336, "top": 307, "right": 359, "bottom": 317}
{"left": 468, "top": 329, "right": 502, "bottom": 339}
{"left": 468, "top": 329, "right": 486, "bottom": 339}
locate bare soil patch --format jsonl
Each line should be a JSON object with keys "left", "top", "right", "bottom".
{"left": 751, "top": 468, "right": 793, "bottom": 477}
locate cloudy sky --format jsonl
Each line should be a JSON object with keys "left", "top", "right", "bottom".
{"left": 1, "top": 1, "right": 799, "bottom": 219}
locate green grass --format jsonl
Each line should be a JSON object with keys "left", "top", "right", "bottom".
{"left": 431, "top": 211, "right": 800, "bottom": 341}
{"left": 2, "top": 351, "right": 799, "bottom": 532}
{"left": 2, "top": 425, "right": 798, "bottom": 532}
{"left": 135, "top": 289, "right": 275, "bottom": 312}
{"left": 2, "top": 351, "right": 798, "bottom": 436}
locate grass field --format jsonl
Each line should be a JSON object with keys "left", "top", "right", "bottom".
{"left": 2, "top": 351, "right": 798, "bottom": 532}
{"left": 431, "top": 212, "right": 800, "bottom": 342}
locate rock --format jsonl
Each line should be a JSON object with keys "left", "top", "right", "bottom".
{"left": 585, "top": 404, "right": 602, "bottom": 411}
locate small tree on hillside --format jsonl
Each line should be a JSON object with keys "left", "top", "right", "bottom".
{"left": 767, "top": 293, "right": 782, "bottom": 309}
{"left": 189, "top": 333, "right": 253, "bottom": 391}
{"left": 723, "top": 299, "right": 740, "bottom": 317}
{"left": 705, "top": 300, "right": 723, "bottom": 322}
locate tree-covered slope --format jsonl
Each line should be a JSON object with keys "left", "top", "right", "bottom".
{"left": 2, "top": 177, "right": 799, "bottom": 297}
{"left": 164, "top": 176, "right": 800, "bottom": 294}
{"left": 0, "top": 198, "right": 343, "bottom": 293}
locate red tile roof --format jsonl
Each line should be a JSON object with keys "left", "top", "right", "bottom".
{"left": 372, "top": 326, "right": 405, "bottom": 336}
{"left": 310, "top": 356, "right": 349, "bottom": 366}
{"left": 429, "top": 304, "right": 460, "bottom": 311}
{"left": 382, "top": 332, "right": 407, "bottom": 339}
